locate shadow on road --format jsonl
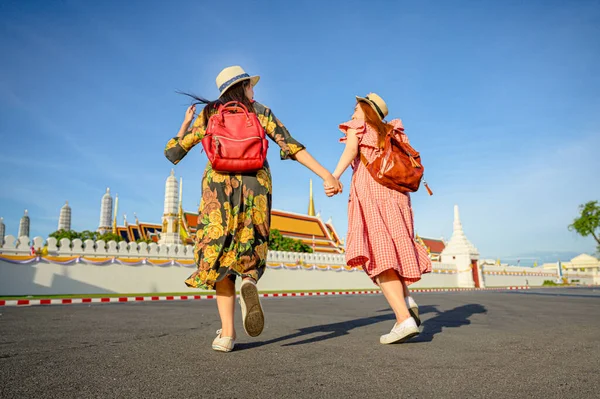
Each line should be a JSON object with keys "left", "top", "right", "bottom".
{"left": 408, "top": 304, "right": 487, "bottom": 344}
{"left": 236, "top": 304, "right": 489, "bottom": 350}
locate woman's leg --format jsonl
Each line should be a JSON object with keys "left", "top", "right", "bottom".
{"left": 400, "top": 277, "right": 410, "bottom": 298}
{"left": 377, "top": 269, "right": 411, "bottom": 324}
{"left": 215, "top": 277, "right": 236, "bottom": 338}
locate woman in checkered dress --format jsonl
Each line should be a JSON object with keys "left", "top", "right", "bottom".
{"left": 330, "top": 93, "right": 432, "bottom": 344}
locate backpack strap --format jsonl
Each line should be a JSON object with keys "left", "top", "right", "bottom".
{"left": 360, "top": 152, "right": 369, "bottom": 167}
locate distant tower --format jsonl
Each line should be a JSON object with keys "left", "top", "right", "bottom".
{"left": 159, "top": 169, "right": 181, "bottom": 244}
{"left": 308, "top": 179, "right": 316, "bottom": 217}
{"left": 18, "top": 209, "right": 30, "bottom": 238}
{"left": 0, "top": 217, "right": 5, "bottom": 247}
{"left": 58, "top": 201, "right": 72, "bottom": 231}
{"left": 98, "top": 188, "right": 113, "bottom": 234}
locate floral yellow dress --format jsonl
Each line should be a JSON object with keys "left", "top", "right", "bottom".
{"left": 164, "top": 101, "right": 305, "bottom": 290}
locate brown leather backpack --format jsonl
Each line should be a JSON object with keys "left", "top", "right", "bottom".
{"left": 360, "top": 127, "right": 432, "bottom": 195}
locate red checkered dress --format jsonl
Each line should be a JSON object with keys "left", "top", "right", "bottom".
{"left": 339, "top": 119, "right": 432, "bottom": 285}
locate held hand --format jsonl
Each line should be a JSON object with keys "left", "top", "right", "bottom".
{"left": 325, "top": 181, "right": 343, "bottom": 197}
{"left": 324, "top": 185, "right": 337, "bottom": 197}
{"left": 183, "top": 104, "right": 196, "bottom": 125}
{"left": 323, "top": 175, "right": 342, "bottom": 197}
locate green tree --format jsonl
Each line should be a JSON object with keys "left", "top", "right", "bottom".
{"left": 80, "top": 230, "right": 99, "bottom": 241}
{"left": 268, "top": 229, "right": 313, "bottom": 253}
{"left": 568, "top": 200, "right": 600, "bottom": 255}
{"left": 136, "top": 238, "right": 153, "bottom": 244}
{"left": 48, "top": 230, "right": 124, "bottom": 246}
{"left": 49, "top": 229, "right": 82, "bottom": 242}
{"left": 97, "top": 232, "right": 124, "bottom": 243}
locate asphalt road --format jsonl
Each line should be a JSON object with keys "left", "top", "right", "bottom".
{"left": 1, "top": 287, "right": 599, "bottom": 398}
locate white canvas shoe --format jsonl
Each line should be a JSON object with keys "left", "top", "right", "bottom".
{"left": 240, "top": 279, "right": 265, "bottom": 337}
{"left": 380, "top": 317, "right": 420, "bottom": 344}
{"left": 212, "top": 329, "right": 235, "bottom": 352}
{"left": 406, "top": 296, "right": 421, "bottom": 327}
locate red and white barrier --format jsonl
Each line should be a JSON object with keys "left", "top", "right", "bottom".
{"left": 0, "top": 286, "right": 532, "bottom": 307}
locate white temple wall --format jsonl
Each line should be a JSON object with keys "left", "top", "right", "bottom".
{"left": 0, "top": 257, "right": 464, "bottom": 296}
{"left": 0, "top": 236, "right": 468, "bottom": 295}
{"left": 481, "top": 265, "right": 595, "bottom": 287}
{"left": 1, "top": 236, "right": 595, "bottom": 296}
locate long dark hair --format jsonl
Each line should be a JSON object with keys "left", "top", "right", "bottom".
{"left": 178, "top": 80, "right": 255, "bottom": 128}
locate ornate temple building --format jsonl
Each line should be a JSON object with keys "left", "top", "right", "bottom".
{"left": 97, "top": 171, "right": 447, "bottom": 256}
{"left": 0, "top": 170, "right": 445, "bottom": 257}
{"left": 102, "top": 171, "right": 348, "bottom": 254}
{"left": 417, "top": 236, "right": 445, "bottom": 261}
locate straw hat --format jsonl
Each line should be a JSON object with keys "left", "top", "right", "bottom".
{"left": 356, "top": 92, "right": 388, "bottom": 120}
{"left": 216, "top": 66, "right": 260, "bottom": 97}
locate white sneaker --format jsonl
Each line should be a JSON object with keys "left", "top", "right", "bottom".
{"left": 212, "top": 329, "right": 235, "bottom": 352}
{"left": 380, "top": 317, "right": 420, "bottom": 344}
{"left": 240, "top": 279, "right": 265, "bottom": 337}
{"left": 406, "top": 296, "right": 421, "bottom": 327}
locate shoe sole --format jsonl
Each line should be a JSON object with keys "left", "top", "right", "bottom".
{"left": 409, "top": 306, "right": 421, "bottom": 327}
{"left": 240, "top": 282, "right": 264, "bottom": 337}
{"left": 380, "top": 326, "right": 420, "bottom": 344}
{"left": 212, "top": 344, "right": 233, "bottom": 352}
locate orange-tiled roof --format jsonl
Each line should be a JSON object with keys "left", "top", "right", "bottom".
{"left": 421, "top": 237, "right": 445, "bottom": 254}
{"left": 126, "top": 209, "right": 345, "bottom": 253}
{"left": 271, "top": 215, "right": 326, "bottom": 237}
{"left": 184, "top": 212, "right": 197, "bottom": 230}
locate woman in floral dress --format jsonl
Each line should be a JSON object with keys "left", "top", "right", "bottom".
{"left": 165, "top": 66, "right": 341, "bottom": 352}
{"left": 330, "top": 93, "right": 431, "bottom": 345}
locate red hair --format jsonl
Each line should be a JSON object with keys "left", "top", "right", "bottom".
{"left": 357, "top": 101, "right": 393, "bottom": 148}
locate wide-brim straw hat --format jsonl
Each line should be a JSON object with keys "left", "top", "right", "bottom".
{"left": 356, "top": 92, "right": 388, "bottom": 120}
{"left": 216, "top": 66, "right": 260, "bottom": 97}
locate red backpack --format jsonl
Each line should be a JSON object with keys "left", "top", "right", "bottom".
{"left": 202, "top": 102, "right": 269, "bottom": 173}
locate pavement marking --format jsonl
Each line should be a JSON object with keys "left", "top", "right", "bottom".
{"left": 0, "top": 287, "right": 533, "bottom": 307}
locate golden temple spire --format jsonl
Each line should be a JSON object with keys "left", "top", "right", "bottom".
{"left": 178, "top": 177, "right": 183, "bottom": 217}
{"left": 308, "top": 179, "right": 316, "bottom": 216}
{"left": 178, "top": 177, "right": 189, "bottom": 240}
{"left": 112, "top": 194, "right": 119, "bottom": 234}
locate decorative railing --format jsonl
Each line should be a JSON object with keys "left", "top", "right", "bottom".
{"left": 0, "top": 235, "right": 461, "bottom": 273}
{"left": 0, "top": 235, "right": 348, "bottom": 263}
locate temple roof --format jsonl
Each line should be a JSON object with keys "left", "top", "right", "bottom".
{"left": 420, "top": 237, "right": 445, "bottom": 254}
{"left": 115, "top": 209, "right": 345, "bottom": 253}
{"left": 271, "top": 210, "right": 327, "bottom": 238}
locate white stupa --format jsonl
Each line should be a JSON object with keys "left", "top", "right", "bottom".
{"left": 441, "top": 205, "right": 479, "bottom": 257}
{"left": 58, "top": 201, "right": 72, "bottom": 231}
{"left": 441, "top": 205, "right": 480, "bottom": 288}
{"left": 0, "top": 217, "right": 5, "bottom": 247}
{"left": 18, "top": 209, "right": 30, "bottom": 238}
{"left": 98, "top": 188, "right": 113, "bottom": 234}
{"left": 159, "top": 170, "right": 181, "bottom": 244}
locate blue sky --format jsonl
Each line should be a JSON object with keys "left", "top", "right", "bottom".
{"left": 0, "top": 0, "right": 599, "bottom": 262}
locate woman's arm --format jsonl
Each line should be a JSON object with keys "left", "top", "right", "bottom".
{"left": 176, "top": 105, "right": 195, "bottom": 137}
{"left": 332, "top": 129, "right": 359, "bottom": 179}
{"left": 164, "top": 105, "right": 204, "bottom": 165}
{"left": 293, "top": 149, "right": 342, "bottom": 194}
